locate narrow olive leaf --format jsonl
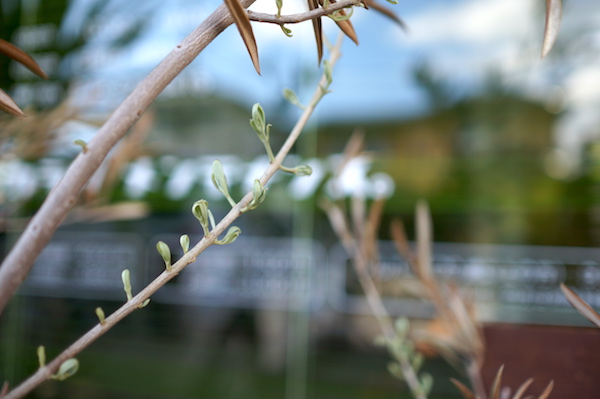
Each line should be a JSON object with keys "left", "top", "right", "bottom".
{"left": 208, "top": 209, "right": 216, "bottom": 230}
{"left": 489, "top": 365, "right": 505, "bottom": 399}
{"left": 73, "top": 139, "right": 88, "bottom": 153}
{"left": 192, "top": 200, "right": 211, "bottom": 234}
{"left": 51, "top": 358, "right": 79, "bottom": 381}
{"left": 449, "top": 378, "right": 477, "bottom": 399}
{"left": 0, "top": 88, "right": 26, "bottom": 118}
{"left": 329, "top": 6, "right": 353, "bottom": 21}
{"left": 363, "top": 0, "right": 408, "bottom": 30}
{"left": 512, "top": 378, "right": 533, "bottom": 399}
{"left": 283, "top": 88, "right": 304, "bottom": 109}
{"left": 180, "top": 234, "right": 190, "bottom": 254}
{"left": 395, "top": 317, "right": 410, "bottom": 338}
{"left": 252, "top": 179, "right": 267, "bottom": 204}
{"left": 138, "top": 298, "right": 150, "bottom": 309}
{"left": 308, "top": 0, "right": 324, "bottom": 63}
{"left": 211, "top": 160, "right": 230, "bottom": 197}
{"left": 156, "top": 241, "right": 172, "bottom": 271}
{"left": 211, "top": 160, "right": 237, "bottom": 207}
{"left": 387, "top": 362, "right": 404, "bottom": 380}
{"left": 37, "top": 346, "right": 46, "bottom": 368}
{"left": 0, "top": 38, "right": 48, "bottom": 79}
{"left": 250, "top": 103, "right": 268, "bottom": 141}
{"left": 541, "top": 0, "right": 562, "bottom": 58}
{"left": 251, "top": 103, "right": 265, "bottom": 129}
{"left": 420, "top": 373, "right": 433, "bottom": 396}
{"left": 95, "top": 307, "right": 106, "bottom": 325}
{"left": 537, "top": 380, "right": 554, "bottom": 399}
{"left": 280, "top": 25, "right": 293, "bottom": 37}
{"left": 411, "top": 352, "right": 424, "bottom": 372}
{"left": 560, "top": 283, "right": 600, "bottom": 328}
{"left": 215, "top": 226, "right": 241, "bottom": 245}
{"left": 291, "top": 164, "right": 313, "bottom": 176}
{"left": 223, "top": 0, "right": 260, "bottom": 74}
{"left": 121, "top": 269, "right": 133, "bottom": 302}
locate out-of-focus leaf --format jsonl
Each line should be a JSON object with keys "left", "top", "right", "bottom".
{"left": 0, "top": 88, "right": 26, "bottom": 118}
{"left": 537, "top": 380, "right": 554, "bottom": 399}
{"left": 0, "top": 38, "right": 48, "bottom": 79}
{"left": 1, "top": 380, "right": 9, "bottom": 398}
{"left": 541, "top": 0, "right": 562, "bottom": 58}
{"left": 223, "top": 0, "right": 260, "bottom": 74}
{"left": 416, "top": 200, "right": 433, "bottom": 282}
{"left": 489, "top": 365, "right": 504, "bottom": 399}
{"left": 308, "top": 0, "right": 323, "bottom": 63}
{"left": 391, "top": 218, "right": 417, "bottom": 269}
{"left": 449, "top": 378, "right": 476, "bottom": 399}
{"left": 560, "top": 283, "right": 600, "bottom": 328}
{"left": 363, "top": 0, "right": 408, "bottom": 30}
{"left": 512, "top": 378, "right": 533, "bottom": 399}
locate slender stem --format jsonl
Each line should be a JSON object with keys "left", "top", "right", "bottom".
{"left": 0, "top": 0, "right": 368, "bottom": 317}
{"left": 322, "top": 200, "right": 426, "bottom": 399}
{"left": 3, "top": 36, "right": 344, "bottom": 399}
{"left": 248, "top": 0, "right": 363, "bottom": 24}
{"left": 466, "top": 358, "right": 487, "bottom": 399}
{"left": 0, "top": 0, "right": 257, "bottom": 317}
{"left": 350, "top": 246, "right": 426, "bottom": 399}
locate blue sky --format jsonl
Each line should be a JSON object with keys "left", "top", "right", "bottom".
{"left": 5, "top": 0, "right": 600, "bottom": 203}
{"left": 60, "top": 0, "right": 600, "bottom": 156}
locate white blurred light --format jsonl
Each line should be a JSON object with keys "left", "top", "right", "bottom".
{"left": 124, "top": 157, "right": 156, "bottom": 199}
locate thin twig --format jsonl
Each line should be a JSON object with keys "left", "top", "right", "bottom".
{"left": 0, "top": 0, "right": 370, "bottom": 317}
{"left": 0, "top": 0, "right": 257, "bottom": 316}
{"left": 3, "top": 36, "right": 344, "bottom": 399}
{"left": 248, "top": 0, "right": 363, "bottom": 25}
{"left": 321, "top": 188, "right": 426, "bottom": 399}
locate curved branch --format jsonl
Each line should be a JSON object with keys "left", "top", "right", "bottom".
{"left": 3, "top": 36, "right": 343, "bottom": 399}
{"left": 248, "top": 0, "right": 364, "bottom": 25}
{"left": 0, "top": 0, "right": 256, "bottom": 316}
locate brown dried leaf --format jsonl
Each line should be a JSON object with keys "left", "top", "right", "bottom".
{"left": 351, "top": 195, "right": 366, "bottom": 242}
{"left": 541, "top": 0, "right": 562, "bottom": 58}
{"left": 308, "top": 0, "right": 323, "bottom": 63}
{"left": 363, "top": 198, "right": 385, "bottom": 277}
{"left": 336, "top": 128, "right": 364, "bottom": 175}
{"left": 560, "top": 283, "right": 600, "bottom": 328}
{"left": 0, "top": 88, "right": 26, "bottom": 118}
{"left": 335, "top": 15, "right": 359, "bottom": 45}
{"left": 391, "top": 218, "right": 414, "bottom": 263}
{"left": 320, "top": 199, "right": 354, "bottom": 250}
{"left": 223, "top": 0, "right": 260, "bottom": 74}
{"left": 512, "top": 378, "right": 533, "bottom": 399}
{"left": 416, "top": 200, "right": 433, "bottom": 282}
{"left": 537, "top": 380, "right": 554, "bottom": 399}
{"left": 450, "top": 378, "right": 477, "bottom": 399}
{"left": 363, "top": 0, "right": 408, "bottom": 30}
{"left": 0, "top": 381, "right": 8, "bottom": 398}
{"left": 489, "top": 365, "right": 505, "bottom": 399}
{"left": 448, "top": 289, "right": 484, "bottom": 358}
{"left": 365, "top": 198, "right": 384, "bottom": 250}
{"left": 0, "top": 38, "right": 48, "bottom": 79}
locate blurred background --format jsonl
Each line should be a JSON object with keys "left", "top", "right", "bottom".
{"left": 2, "top": 0, "right": 600, "bottom": 397}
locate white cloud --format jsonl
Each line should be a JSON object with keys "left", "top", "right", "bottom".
{"left": 405, "top": 0, "right": 533, "bottom": 47}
